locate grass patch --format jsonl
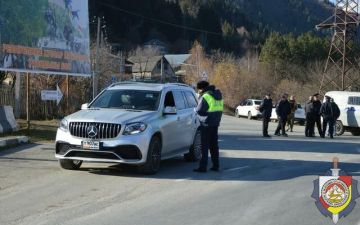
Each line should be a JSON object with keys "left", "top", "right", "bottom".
{"left": 1, "top": 120, "right": 58, "bottom": 144}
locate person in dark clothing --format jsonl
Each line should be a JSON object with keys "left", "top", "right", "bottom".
{"left": 304, "top": 96, "right": 315, "bottom": 137}
{"left": 320, "top": 96, "right": 340, "bottom": 139}
{"left": 286, "top": 95, "right": 297, "bottom": 132}
{"left": 313, "top": 93, "right": 323, "bottom": 137}
{"left": 274, "top": 93, "right": 291, "bottom": 137}
{"left": 259, "top": 93, "right": 273, "bottom": 137}
{"left": 194, "top": 81, "right": 223, "bottom": 173}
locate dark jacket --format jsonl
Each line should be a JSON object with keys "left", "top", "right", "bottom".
{"left": 196, "top": 85, "right": 223, "bottom": 127}
{"left": 304, "top": 100, "right": 314, "bottom": 119}
{"left": 276, "top": 99, "right": 291, "bottom": 119}
{"left": 259, "top": 98, "right": 273, "bottom": 118}
{"left": 320, "top": 100, "right": 340, "bottom": 121}
{"left": 313, "top": 100, "right": 322, "bottom": 117}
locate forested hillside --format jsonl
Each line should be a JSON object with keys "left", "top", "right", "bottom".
{"left": 89, "top": 0, "right": 333, "bottom": 53}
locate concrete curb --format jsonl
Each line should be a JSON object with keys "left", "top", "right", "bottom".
{"left": 0, "top": 136, "right": 29, "bottom": 148}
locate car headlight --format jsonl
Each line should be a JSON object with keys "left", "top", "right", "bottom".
{"left": 123, "top": 122, "right": 147, "bottom": 135}
{"left": 59, "top": 119, "right": 69, "bottom": 131}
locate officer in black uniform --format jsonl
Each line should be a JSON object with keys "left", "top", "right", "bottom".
{"left": 194, "top": 81, "right": 223, "bottom": 173}
{"left": 259, "top": 93, "right": 273, "bottom": 137}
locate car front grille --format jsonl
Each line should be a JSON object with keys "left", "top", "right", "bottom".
{"left": 69, "top": 122, "right": 121, "bottom": 139}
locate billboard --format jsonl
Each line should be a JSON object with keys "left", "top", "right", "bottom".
{"left": 0, "top": 0, "right": 91, "bottom": 76}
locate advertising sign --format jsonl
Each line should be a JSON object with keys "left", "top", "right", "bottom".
{"left": 0, "top": 0, "right": 91, "bottom": 76}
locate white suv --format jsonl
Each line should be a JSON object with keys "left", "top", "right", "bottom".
{"left": 55, "top": 82, "right": 201, "bottom": 174}
{"left": 235, "top": 99, "right": 262, "bottom": 119}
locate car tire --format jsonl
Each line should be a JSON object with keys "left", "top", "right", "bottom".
{"left": 350, "top": 128, "right": 360, "bottom": 136}
{"left": 235, "top": 110, "right": 240, "bottom": 118}
{"left": 138, "top": 136, "right": 162, "bottom": 175}
{"left": 335, "top": 120, "right": 345, "bottom": 136}
{"left": 59, "top": 159, "right": 82, "bottom": 170}
{"left": 247, "top": 112, "right": 252, "bottom": 120}
{"left": 184, "top": 129, "right": 201, "bottom": 162}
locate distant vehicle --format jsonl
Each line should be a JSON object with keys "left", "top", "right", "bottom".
{"left": 235, "top": 99, "right": 262, "bottom": 119}
{"left": 270, "top": 104, "right": 306, "bottom": 125}
{"left": 323, "top": 91, "right": 360, "bottom": 136}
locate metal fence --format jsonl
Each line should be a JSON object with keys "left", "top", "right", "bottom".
{"left": 0, "top": 86, "right": 15, "bottom": 108}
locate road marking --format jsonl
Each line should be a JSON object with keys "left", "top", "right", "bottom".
{"left": 224, "top": 166, "right": 250, "bottom": 172}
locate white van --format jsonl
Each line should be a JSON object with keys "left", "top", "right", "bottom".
{"left": 324, "top": 91, "right": 360, "bottom": 136}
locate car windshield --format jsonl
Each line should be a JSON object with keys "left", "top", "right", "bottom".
{"left": 254, "top": 101, "right": 261, "bottom": 105}
{"left": 90, "top": 89, "right": 160, "bottom": 111}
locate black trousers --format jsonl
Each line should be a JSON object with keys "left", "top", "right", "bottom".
{"left": 275, "top": 117, "right": 287, "bottom": 135}
{"left": 305, "top": 115, "right": 315, "bottom": 137}
{"left": 314, "top": 116, "right": 323, "bottom": 136}
{"left": 199, "top": 126, "right": 219, "bottom": 169}
{"left": 323, "top": 119, "right": 335, "bottom": 138}
{"left": 262, "top": 117, "right": 270, "bottom": 136}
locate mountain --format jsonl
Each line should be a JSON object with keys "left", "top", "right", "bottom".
{"left": 89, "top": 0, "right": 333, "bottom": 53}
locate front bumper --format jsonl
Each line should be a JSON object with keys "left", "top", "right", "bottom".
{"left": 55, "top": 128, "right": 151, "bottom": 164}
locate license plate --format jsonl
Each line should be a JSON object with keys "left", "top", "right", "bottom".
{"left": 82, "top": 140, "right": 100, "bottom": 150}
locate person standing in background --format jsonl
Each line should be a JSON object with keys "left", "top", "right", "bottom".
{"left": 313, "top": 93, "right": 323, "bottom": 138}
{"left": 305, "top": 96, "right": 315, "bottom": 137}
{"left": 274, "top": 93, "right": 291, "bottom": 137}
{"left": 287, "top": 95, "right": 297, "bottom": 132}
{"left": 259, "top": 93, "right": 273, "bottom": 137}
{"left": 320, "top": 96, "right": 340, "bottom": 139}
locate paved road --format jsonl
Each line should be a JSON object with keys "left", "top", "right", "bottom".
{"left": 1, "top": 115, "right": 360, "bottom": 225}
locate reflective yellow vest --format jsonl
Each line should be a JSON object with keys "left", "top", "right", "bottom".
{"left": 202, "top": 92, "right": 224, "bottom": 112}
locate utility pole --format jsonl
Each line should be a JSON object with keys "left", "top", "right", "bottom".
{"left": 93, "top": 17, "right": 101, "bottom": 99}
{"left": 160, "top": 57, "right": 164, "bottom": 83}
{"left": 316, "top": 0, "right": 360, "bottom": 92}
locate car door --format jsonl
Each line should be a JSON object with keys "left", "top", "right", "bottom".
{"left": 172, "top": 90, "right": 191, "bottom": 152}
{"left": 347, "top": 96, "right": 360, "bottom": 127}
{"left": 160, "top": 90, "right": 183, "bottom": 156}
{"left": 182, "top": 90, "right": 199, "bottom": 146}
{"left": 239, "top": 100, "right": 248, "bottom": 116}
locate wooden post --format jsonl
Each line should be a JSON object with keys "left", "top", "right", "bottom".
{"left": 26, "top": 73, "right": 30, "bottom": 133}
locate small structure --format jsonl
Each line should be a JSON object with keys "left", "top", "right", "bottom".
{"left": 165, "top": 54, "right": 191, "bottom": 80}
{"left": 128, "top": 55, "right": 175, "bottom": 82}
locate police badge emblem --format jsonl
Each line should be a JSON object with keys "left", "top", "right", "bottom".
{"left": 312, "top": 157, "right": 359, "bottom": 224}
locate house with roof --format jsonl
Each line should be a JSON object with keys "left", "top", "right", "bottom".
{"left": 127, "top": 55, "right": 176, "bottom": 82}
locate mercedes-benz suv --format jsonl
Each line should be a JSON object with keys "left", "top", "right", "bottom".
{"left": 55, "top": 82, "right": 201, "bottom": 174}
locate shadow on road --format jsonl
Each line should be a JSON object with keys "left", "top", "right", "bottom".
{"left": 82, "top": 156, "right": 360, "bottom": 182}
{"left": 220, "top": 134, "right": 360, "bottom": 154}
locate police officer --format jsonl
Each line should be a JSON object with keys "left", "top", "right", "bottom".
{"left": 313, "top": 93, "right": 324, "bottom": 137}
{"left": 274, "top": 93, "right": 291, "bottom": 137}
{"left": 304, "top": 96, "right": 315, "bottom": 137}
{"left": 259, "top": 93, "right": 273, "bottom": 137}
{"left": 194, "top": 81, "right": 223, "bottom": 173}
{"left": 320, "top": 96, "right": 340, "bottom": 139}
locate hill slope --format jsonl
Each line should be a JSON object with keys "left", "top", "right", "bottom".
{"left": 90, "top": 0, "right": 333, "bottom": 53}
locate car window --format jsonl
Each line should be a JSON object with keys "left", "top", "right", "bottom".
{"left": 254, "top": 101, "right": 261, "bottom": 105}
{"left": 348, "top": 96, "right": 360, "bottom": 105}
{"left": 247, "top": 101, "right": 253, "bottom": 106}
{"left": 173, "top": 90, "right": 186, "bottom": 110}
{"left": 90, "top": 89, "right": 160, "bottom": 111}
{"left": 184, "top": 91, "right": 198, "bottom": 108}
{"left": 164, "top": 91, "right": 175, "bottom": 108}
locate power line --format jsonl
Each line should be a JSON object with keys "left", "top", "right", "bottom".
{"left": 96, "top": 1, "right": 223, "bottom": 36}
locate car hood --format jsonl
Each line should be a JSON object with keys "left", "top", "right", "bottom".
{"left": 66, "top": 108, "right": 159, "bottom": 124}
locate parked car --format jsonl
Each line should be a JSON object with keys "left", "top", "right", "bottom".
{"left": 323, "top": 91, "right": 360, "bottom": 136}
{"left": 235, "top": 99, "right": 262, "bottom": 119}
{"left": 270, "top": 104, "right": 305, "bottom": 125}
{"left": 55, "top": 82, "right": 201, "bottom": 174}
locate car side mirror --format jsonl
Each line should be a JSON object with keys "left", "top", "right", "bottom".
{"left": 163, "top": 106, "right": 177, "bottom": 115}
{"left": 81, "top": 103, "right": 89, "bottom": 110}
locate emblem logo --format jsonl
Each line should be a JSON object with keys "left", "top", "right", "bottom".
{"left": 312, "top": 157, "right": 359, "bottom": 224}
{"left": 87, "top": 125, "right": 98, "bottom": 138}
